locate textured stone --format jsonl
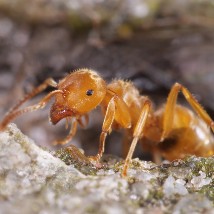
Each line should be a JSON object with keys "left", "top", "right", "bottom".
{"left": 0, "top": 124, "right": 213, "bottom": 214}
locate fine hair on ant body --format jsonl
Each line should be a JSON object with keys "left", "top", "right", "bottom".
{"left": 0, "top": 68, "right": 214, "bottom": 177}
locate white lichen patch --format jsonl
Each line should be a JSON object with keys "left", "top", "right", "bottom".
{"left": 0, "top": 124, "right": 213, "bottom": 214}
{"left": 172, "top": 194, "right": 214, "bottom": 214}
{"left": 128, "top": 158, "right": 159, "bottom": 180}
{"left": 131, "top": 182, "right": 151, "bottom": 199}
{"left": 0, "top": 124, "right": 82, "bottom": 198}
{"left": 163, "top": 175, "right": 188, "bottom": 197}
{"left": 75, "top": 174, "right": 128, "bottom": 201}
{"left": 189, "top": 171, "right": 212, "bottom": 189}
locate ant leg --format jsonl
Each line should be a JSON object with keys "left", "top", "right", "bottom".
{"left": 161, "top": 83, "right": 214, "bottom": 140}
{"left": 0, "top": 78, "right": 57, "bottom": 130}
{"left": 122, "top": 100, "right": 151, "bottom": 177}
{"left": 53, "top": 119, "right": 78, "bottom": 145}
{"left": 6, "top": 78, "right": 57, "bottom": 114}
{"left": 77, "top": 114, "right": 89, "bottom": 128}
{"left": 122, "top": 132, "right": 131, "bottom": 158}
{"left": 65, "top": 145, "right": 92, "bottom": 165}
{"left": 0, "top": 89, "right": 62, "bottom": 131}
{"left": 152, "top": 150, "right": 162, "bottom": 164}
{"left": 89, "top": 97, "right": 116, "bottom": 162}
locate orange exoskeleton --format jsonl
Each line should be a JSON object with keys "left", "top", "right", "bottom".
{"left": 0, "top": 68, "right": 214, "bottom": 176}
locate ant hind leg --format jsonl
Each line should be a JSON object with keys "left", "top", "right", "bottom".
{"left": 161, "top": 82, "right": 214, "bottom": 140}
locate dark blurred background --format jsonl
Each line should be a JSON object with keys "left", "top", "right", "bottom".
{"left": 0, "top": 0, "right": 214, "bottom": 159}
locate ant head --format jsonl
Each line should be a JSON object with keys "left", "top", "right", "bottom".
{"left": 50, "top": 69, "right": 107, "bottom": 124}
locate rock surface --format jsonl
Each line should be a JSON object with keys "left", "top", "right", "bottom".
{"left": 0, "top": 124, "right": 213, "bottom": 213}
{"left": 1, "top": 0, "right": 214, "bottom": 155}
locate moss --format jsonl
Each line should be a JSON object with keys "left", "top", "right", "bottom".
{"left": 112, "top": 161, "right": 124, "bottom": 173}
{"left": 139, "top": 187, "right": 164, "bottom": 207}
{"left": 199, "top": 185, "right": 214, "bottom": 203}
{"left": 131, "top": 159, "right": 142, "bottom": 168}
{"left": 85, "top": 206, "right": 99, "bottom": 214}
{"left": 187, "top": 157, "right": 214, "bottom": 177}
{"left": 150, "top": 188, "right": 164, "bottom": 201}
{"left": 54, "top": 146, "right": 97, "bottom": 175}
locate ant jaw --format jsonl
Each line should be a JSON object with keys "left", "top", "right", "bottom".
{"left": 50, "top": 105, "right": 74, "bottom": 125}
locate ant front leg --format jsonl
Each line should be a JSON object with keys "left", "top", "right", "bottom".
{"left": 6, "top": 78, "right": 57, "bottom": 115}
{"left": 161, "top": 82, "right": 214, "bottom": 140}
{"left": 53, "top": 119, "right": 78, "bottom": 145}
{"left": 89, "top": 97, "right": 116, "bottom": 162}
{"left": 0, "top": 78, "right": 60, "bottom": 131}
{"left": 122, "top": 99, "right": 151, "bottom": 177}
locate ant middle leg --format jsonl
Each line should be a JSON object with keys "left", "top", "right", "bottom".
{"left": 122, "top": 99, "right": 152, "bottom": 177}
{"left": 161, "top": 82, "right": 214, "bottom": 140}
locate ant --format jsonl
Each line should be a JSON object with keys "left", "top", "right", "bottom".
{"left": 0, "top": 68, "right": 214, "bottom": 177}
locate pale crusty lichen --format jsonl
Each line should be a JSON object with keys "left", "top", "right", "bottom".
{"left": 0, "top": 124, "right": 213, "bottom": 213}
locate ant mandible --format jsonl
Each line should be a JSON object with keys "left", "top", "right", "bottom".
{"left": 0, "top": 69, "right": 214, "bottom": 177}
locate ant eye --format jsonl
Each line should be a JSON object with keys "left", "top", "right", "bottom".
{"left": 86, "top": 89, "right": 94, "bottom": 96}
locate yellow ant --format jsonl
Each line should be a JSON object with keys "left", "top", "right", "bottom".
{"left": 0, "top": 69, "right": 214, "bottom": 176}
